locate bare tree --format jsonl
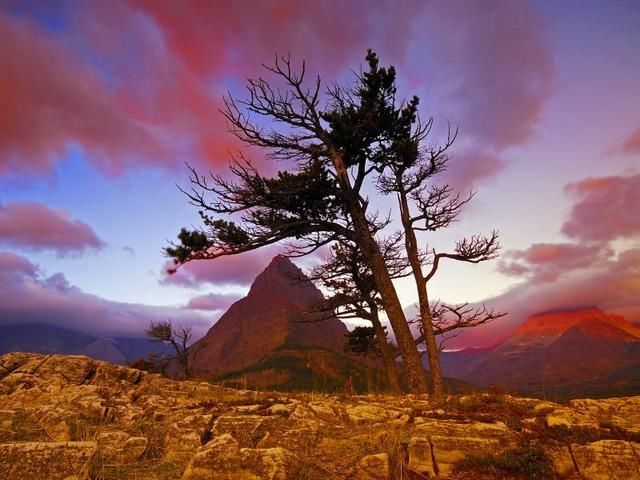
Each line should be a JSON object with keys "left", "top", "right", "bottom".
{"left": 377, "top": 121, "right": 502, "bottom": 398}
{"left": 145, "top": 320, "right": 192, "bottom": 378}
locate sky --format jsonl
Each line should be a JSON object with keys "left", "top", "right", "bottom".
{"left": 0, "top": 0, "right": 638, "bottom": 348}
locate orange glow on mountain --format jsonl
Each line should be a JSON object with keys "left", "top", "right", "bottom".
{"left": 513, "top": 307, "right": 640, "bottom": 339}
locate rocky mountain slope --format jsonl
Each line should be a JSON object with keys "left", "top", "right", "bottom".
{"left": 188, "top": 256, "right": 382, "bottom": 391}
{"left": 1, "top": 352, "right": 639, "bottom": 479}
{"left": 440, "top": 307, "right": 640, "bottom": 399}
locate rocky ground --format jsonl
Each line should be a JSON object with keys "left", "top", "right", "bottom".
{"left": 0, "top": 353, "right": 639, "bottom": 479}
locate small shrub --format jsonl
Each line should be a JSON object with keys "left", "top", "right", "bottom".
{"left": 453, "top": 443, "right": 555, "bottom": 480}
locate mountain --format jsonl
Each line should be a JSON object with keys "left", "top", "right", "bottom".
{"left": 439, "top": 307, "right": 640, "bottom": 399}
{"left": 0, "top": 323, "right": 172, "bottom": 364}
{"left": 189, "top": 255, "right": 385, "bottom": 392}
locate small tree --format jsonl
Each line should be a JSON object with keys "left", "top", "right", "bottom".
{"left": 145, "top": 320, "right": 192, "bottom": 378}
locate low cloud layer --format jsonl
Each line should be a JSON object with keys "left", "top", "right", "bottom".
{"left": 498, "top": 242, "right": 613, "bottom": 282}
{"left": 0, "top": 202, "right": 104, "bottom": 255}
{"left": 453, "top": 247, "right": 640, "bottom": 348}
{"left": 0, "top": 251, "right": 212, "bottom": 338}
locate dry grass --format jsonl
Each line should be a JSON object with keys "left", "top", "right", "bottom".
{"left": 88, "top": 453, "right": 182, "bottom": 480}
{"left": 287, "top": 422, "right": 427, "bottom": 479}
{"left": 9, "top": 410, "right": 49, "bottom": 442}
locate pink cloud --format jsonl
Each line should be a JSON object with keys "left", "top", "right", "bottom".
{"left": 0, "top": 1, "right": 554, "bottom": 184}
{"left": 606, "top": 127, "right": 640, "bottom": 155}
{"left": 185, "top": 292, "right": 243, "bottom": 311}
{"left": 130, "top": 0, "right": 420, "bottom": 78}
{"left": 0, "top": 251, "right": 38, "bottom": 278}
{"left": 161, "top": 245, "right": 284, "bottom": 288}
{"left": 0, "top": 251, "right": 212, "bottom": 338}
{"left": 498, "top": 242, "right": 613, "bottom": 282}
{"left": 441, "top": 149, "right": 504, "bottom": 193}
{"left": 0, "top": 1, "right": 423, "bottom": 178}
{"left": 0, "top": 13, "right": 171, "bottom": 177}
{"left": 562, "top": 173, "right": 640, "bottom": 242}
{"left": 0, "top": 201, "right": 104, "bottom": 255}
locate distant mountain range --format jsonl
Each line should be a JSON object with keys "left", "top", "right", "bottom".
{"left": 437, "top": 307, "right": 640, "bottom": 400}
{"left": 0, "top": 323, "right": 172, "bottom": 364}
{"left": 5, "top": 260, "right": 637, "bottom": 400}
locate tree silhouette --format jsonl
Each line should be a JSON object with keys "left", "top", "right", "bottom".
{"left": 167, "top": 51, "right": 432, "bottom": 393}
{"left": 145, "top": 320, "right": 192, "bottom": 378}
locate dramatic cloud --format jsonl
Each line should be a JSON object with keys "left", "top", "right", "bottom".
{"left": 562, "top": 174, "right": 640, "bottom": 242}
{"left": 185, "top": 292, "right": 243, "bottom": 311}
{"left": 161, "top": 245, "right": 284, "bottom": 288}
{"left": 424, "top": 0, "right": 554, "bottom": 149}
{"left": 498, "top": 242, "right": 613, "bottom": 282}
{"left": 421, "top": 0, "right": 554, "bottom": 190}
{"left": 0, "top": 202, "right": 104, "bottom": 255}
{"left": 0, "top": 13, "right": 170, "bottom": 177}
{"left": 0, "top": 251, "right": 212, "bottom": 338}
{"left": 130, "top": 0, "right": 420, "bottom": 78}
{"left": 0, "top": 1, "right": 424, "bottom": 178}
{"left": 0, "top": 0, "right": 553, "bottom": 186}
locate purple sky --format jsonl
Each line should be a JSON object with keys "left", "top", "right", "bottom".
{"left": 0, "top": 0, "right": 638, "bottom": 347}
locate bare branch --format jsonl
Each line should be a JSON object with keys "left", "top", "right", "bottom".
{"left": 424, "top": 231, "right": 500, "bottom": 283}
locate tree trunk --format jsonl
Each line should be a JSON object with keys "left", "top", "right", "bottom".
{"left": 329, "top": 149, "right": 428, "bottom": 394}
{"left": 369, "top": 306, "right": 403, "bottom": 394}
{"left": 398, "top": 192, "right": 444, "bottom": 398}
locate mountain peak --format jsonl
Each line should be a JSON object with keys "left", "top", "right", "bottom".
{"left": 190, "top": 255, "right": 349, "bottom": 379}
{"left": 513, "top": 307, "right": 609, "bottom": 338}
{"left": 513, "top": 307, "right": 639, "bottom": 340}
{"left": 247, "top": 255, "right": 321, "bottom": 303}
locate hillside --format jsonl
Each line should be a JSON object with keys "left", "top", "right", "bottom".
{"left": 1, "top": 352, "right": 639, "bottom": 479}
{"left": 439, "top": 307, "right": 640, "bottom": 399}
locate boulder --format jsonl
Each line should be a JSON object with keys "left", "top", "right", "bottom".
{"left": 346, "top": 403, "right": 409, "bottom": 424}
{"left": 182, "top": 433, "right": 296, "bottom": 480}
{"left": 96, "top": 430, "right": 147, "bottom": 463}
{"left": 213, "top": 414, "right": 269, "bottom": 447}
{"left": 0, "top": 441, "right": 96, "bottom": 480}
{"left": 571, "top": 440, "right": 640, "bottom": 480}
{"left": 353, "top": 453, "right": 389, "bottom": 480}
